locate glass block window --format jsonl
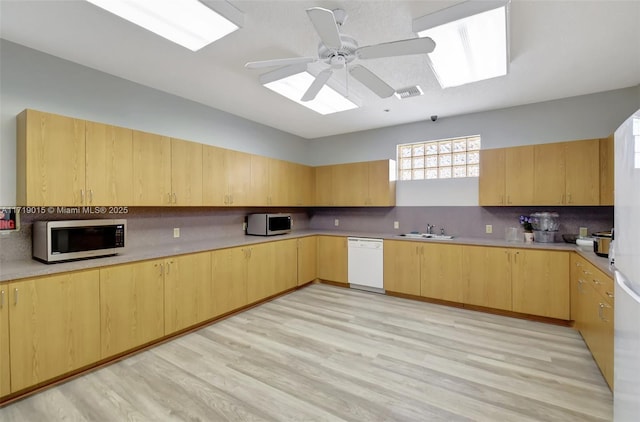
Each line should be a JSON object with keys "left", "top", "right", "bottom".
{"left": 397, "top": 135, "right": 481, "bottom": 180}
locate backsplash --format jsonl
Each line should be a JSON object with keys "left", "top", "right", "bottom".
{"left": 0, "top": 207, "right": 310, "bottom": 263}
{"left": 1, "top": 205, "right": 614, "bottom": 263}
{"left": 309, "top": 206, "right": 614, "bottom": 240}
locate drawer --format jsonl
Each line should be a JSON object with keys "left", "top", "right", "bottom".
{"left": 582, "top": 261, "right": 614, "bottom": 304}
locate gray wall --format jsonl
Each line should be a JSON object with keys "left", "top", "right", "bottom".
{"left": 0, "top": 40, "right": 310, "bottom": 206}
{"left": 1, "top": 39, "right": 638, "bottom": 209}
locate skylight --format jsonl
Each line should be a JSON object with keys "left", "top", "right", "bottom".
{"left": 86, "top": 0, "right": 239, "bottom": 51}
{"left": 413, "top": 0, "right": 509, "bottom": 88}
{"left": 261, "top": 66, "right": 359, "bottom": 115}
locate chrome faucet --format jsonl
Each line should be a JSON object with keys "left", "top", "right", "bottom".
{"left": 426, "top": 224, "right": 434, "bottom": 234}
{"left": 440, "top": 227, "right": 445, "bottom": 235}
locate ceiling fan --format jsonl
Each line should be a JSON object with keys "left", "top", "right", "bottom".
{"left": 245, "top": 7, "right": 436, "bottom": 102}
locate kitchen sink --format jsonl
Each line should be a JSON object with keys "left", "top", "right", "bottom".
{"left": 397, "top": 233, "right": 454, "bottom": 240}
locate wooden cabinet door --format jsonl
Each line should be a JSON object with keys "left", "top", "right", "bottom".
{"left": 383, "top": 240, "right": 421, "bottom": 296}
{"left": 565, "top": 139, "right": 600, "bottom": 205}
{"left": 0, "top": 284, "right": 9, "bottom": 397}
{"left": 250, "top": 154, "right": 271, "bottom": 206}
{"left": 100, "top": 260, "right": 165, "bottom": 358}
{"left": 463, "top": 246, "right": 512, "bottom": 311}
{"left": 570, "top": 255, "right": 589, "bottom": 326}
{"left": 211, "top": 247, "right": 247, "bottom": 317}
{"left": 314, "top": 165, "right": 333, "bottom": 206}
{"left": 268, "top": 159, "right": 290, "bottom": 206}
{"left": 164, "top": 252, "right": 213, "bottom": 335}
{"left": 333, "top": 163, "right": 368, "bottom": 206}
{"left": 420, "top": 243, "right": 464, "bottom": 303}
{"left": 367, "top": 160, "right": 396, "bottom": 206}
{"left": 85, "top": 121, "right": 133, "bottom": 206}
{"left": 533, "top": 143, "right": 565, "bottom": 205}
{"left": 512, "top": 249, "right": 570, "bottom": 319}
{"left": 600, "top": 135, "right": 614, "bottom": 205}
{"left": 505, "top": 146, "right": 534, "bottom": 205}
{"left": 9, "top": 271, "right": 100, "bottom": 392}
{"left": 292, "top": 163, "right": 314, "bottom": 206}
{"left": 274, "top": 239, "right": 298, "bottom": 292}
{"left": 17, "top": 109, "right": 86, "bottom": 206}
{"left": 479, "top": 148, "right": 506, "bottom": 206}
{"left": 202, "top": 145, "right": 228, "bottom": 206}
{"left": 297, "top": 236, "right": 318, "bottom": 285}
{"left": 132, "top": 130, "right": 171, "bottom": 205}
{"left": 317, "top": 236, "right": 348, "bottom": 283}
{"left": 170, "top": 138, "right": 203, "bottom": 206}
{"left": 227, "top": 150, "right": 252, "bottom": 206}
{"left": 246, "top": 243, "right": 276, "bottom": 304}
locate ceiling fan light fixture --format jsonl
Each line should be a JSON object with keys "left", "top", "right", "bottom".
{"left": 260, "top": 65, "right": 358, "bottom": 115}
{"left": 85, "top": 0, "right": 240, "bottom": 51}
{"left": 413, "top": 0, "right": 509, "bottom": 88}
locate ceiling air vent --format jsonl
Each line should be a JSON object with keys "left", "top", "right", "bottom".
{"left": 394, "top": 85, "right": 424, "bottom": 99}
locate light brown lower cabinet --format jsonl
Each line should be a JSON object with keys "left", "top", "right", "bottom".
{"left": 9, "top": 271, "right": 101, "bottom": 393}
{"left": 297, "top": 236, "right": 318, "bottom": 285}
{"left": 462, "top": 246, "right": 512, "bottom": 311}
{"left": 100, "top": 260, "right": 165, "bottom": 359}
{"left": 383, "top": 241, "right": 570, "bottom": 319}
{"left": 317, "top": 236, "right": 348, "bottom": 284}
{"left": 211, "top": 247, "right": 248, "bottom": 317}
{"left": 164, "top": 252, "right": 213, "bottom": 335}
{"left": 246, "top": 239, "right": 298, "bottom": 304}
{"left": 511, "top": 249, "right": 570, "bottom": 319}
{"left": 1, "top": 284, "right": 10, "bottom": 397}
{"left": 571, "top": 254, "right": 614, "bottom": 389}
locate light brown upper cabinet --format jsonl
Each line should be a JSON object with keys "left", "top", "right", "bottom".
{"left": 533, "top": 139, "right": 600, "bottom": 206}
{"left": 170, "top": 138, "right": 203, "bottom": 206}
{"left": 315, "top": 160, "right": 396, "bottom": 206}
{"left": 132, "top": 130, "right": 172, "bottom": 206}
{"left": 599, "top": 134, "right": 614, "bottom": 206}
{"left": 85, "top": 121, "right": 133, "bottom": 206}
{"left": 203, "top": 145, "right": 252, "bottom": 206}
{"left": 479, "top": 146, "right": 534, "bottom": 206}
{"left": 17, "top": 109, "right": 86, "bottom": 206}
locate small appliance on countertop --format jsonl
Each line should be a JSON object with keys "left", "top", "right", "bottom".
{"left": 32, "top": 219, "right": 126, "bottom": 263}
{"left": 246, "top": 213, "right": 292, "bottom": 236}
{"left": 593, "top": 229, "right": 613, "bottom": 258}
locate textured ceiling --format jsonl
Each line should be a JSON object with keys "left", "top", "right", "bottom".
{"left": 1, "top": 0, "right": 639, "bottom": 139}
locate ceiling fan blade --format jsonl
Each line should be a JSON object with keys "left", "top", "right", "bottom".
{"left": 245, "top": 57, "right": 315, "bottom": 69}
{"left": 301, "top": 69, "right": 333, "bottom": 102}
{"left": 349, "top": 65, "right": 395, "bottom": 98}
{"left": 306, "top": 7, "right": 342, "bottom": 50}
{"left": 356, "top": 37, "right": 436, "bottom": 60}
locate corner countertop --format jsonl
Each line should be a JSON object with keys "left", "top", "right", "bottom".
{"left": 0, "top": 230, "right": 612, "bottom": 282}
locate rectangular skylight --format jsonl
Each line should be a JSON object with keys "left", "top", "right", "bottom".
{"left": 413, "top": 0, "right": 509, "bottom": 88}
{"left": 86, "top": 0, "right": 239, "bottom": 51}
{"left": 263, "top": 70, "right": 358, "bottom": 115}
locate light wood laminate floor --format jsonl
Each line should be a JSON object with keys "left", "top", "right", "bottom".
{"left": 1, "top": 284, "right": 612, "bottom": 421}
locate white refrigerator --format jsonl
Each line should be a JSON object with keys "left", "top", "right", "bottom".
{"left": 613, "top": 109, "right": 640, "bottom": 421}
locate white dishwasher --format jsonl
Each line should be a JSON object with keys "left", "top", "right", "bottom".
{"left": 348, "top": 237, "right": 384, "bottom": 293}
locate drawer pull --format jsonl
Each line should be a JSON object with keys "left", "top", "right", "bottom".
{"left": 606, "top": 291, "right": 614, "bottom": 299}
{"left": 14, "top": 288, "right": 18, "bottom": 305}
{"left": 0, "top": 289, "right": 4, "bottom": 309}
{"left": 598, "top": 302, "right": 611, "bottom": 322}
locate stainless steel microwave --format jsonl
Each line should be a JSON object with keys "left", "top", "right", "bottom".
{"left": 32, "top": 219, "right": 126, "bottom": 263}
{"left": 246, "top": 213, "right": 291, "bottom": 236}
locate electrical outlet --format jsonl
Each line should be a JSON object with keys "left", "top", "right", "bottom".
{"left": 334, "top": 219, "right": 340, "bottom": 227}
{"left": 394, "top": 221, "right": 400, "bottom": 229}
{"left": 173, "top": 228, "right": 180, "bottom": 238}
{"left": 485, "top": 224, "right": 493, "bottom": 234}
{"left": 243, "top": 222, "right": 247, "bottom": 231}
{"left": 579, "top": 227, "right": 588, "bottom": 237}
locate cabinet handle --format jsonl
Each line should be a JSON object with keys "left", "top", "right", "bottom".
{"left": 577, "top": 279, "right": 585, "bottom": 293}
{"left": 507, "top": 195, "right": 511, "bottom": 205}
{"left": 89, "top": 189, "right": 94, "bottom": 204}
{"left": 224, "top": 195, "right": 228, "bottom": 205}
{"left": 229, "top": 195, "right": 233, "bottom": 205}
{"left": 500, "top": 195, "right": 504, "bottom": 205}
{"left": 592, "top": 278, "right": 601, "bottom": 285}
{"left": 606, "top": 291, "right": 614, "bottom": 299}
{"left": 598, "top": 302, "right": 611, "bottom": 321}
{"left": 80, "top": 189, "right": 85, "bottom": 204}
{"left": 0, "top": 289, "right": 4, "bottom": 309}
{"left": 167, "top": 193, "right": 172, "bottom": 204}
{"left": 173, "top": 193, "right": 177, "bottom": 204}
{"left": 13, "top": 288, "right": 18, "bottom": 305}
{"left": 159, "top": 263, "right": 164, "bottom": 276}
{"left": 567, "top": 193, "right": 572, "bottom": 204}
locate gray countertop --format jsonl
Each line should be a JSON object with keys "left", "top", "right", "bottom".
{"left": 0, "top": 229, "right": 612, "bottom": 282}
